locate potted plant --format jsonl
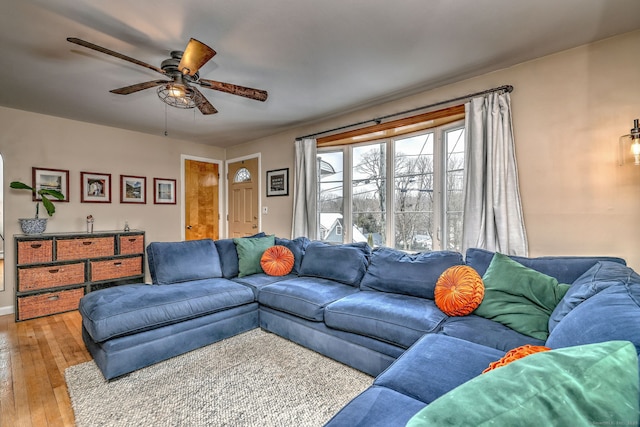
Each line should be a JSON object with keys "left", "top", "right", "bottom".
{"left": 10, "top": 181, "right": 64, "bottom": 234}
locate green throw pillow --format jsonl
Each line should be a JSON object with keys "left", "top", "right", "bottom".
{"left": 406, "top": 341, "right": 639, "bottom": 427}
{"left": 233, "top": 235, "right": 275, "bottom": 277}
{"left": 473, "top": 253, "right": 570, "bottom": 340}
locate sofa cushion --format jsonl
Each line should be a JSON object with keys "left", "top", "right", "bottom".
{"left": 406, "top": 341, "right": 639, "bottom": 427}
{"left": 275, "top": 236, "right": 310, "bottom": 275}
{"left": 258, "top": 277, "right": 359, "bottom": 321}
{"left": 147, "top": 239, "right": 223, "bottom": 285}
{"left": 465, "top": 247, "right": 626, "bottom": 283}
{"left": 434, "top": 265, "right": 484, "bottom": 316}
{"left": 234, "top": 235, "right": 275, "bottom": 277}
{"left": 474, "top": 253, "right": 570, "bottom": 340}
{"left": 214, "top": 232, "right": 266, "bottom": 278}
{"left": 549, "top": 261, "right": 640, "bottom": 332}
{"left": 360, "top": 248, "right": 464, "bottom": 299}
{"left": 324, "top": 386, "right": 426, "bottom": 427}
{"left": 437, "top": 315, "right": 546, "bottom": 352}
{"left": 324, "top": 292, "right": 448, "bottom": 348}
{"left": 374, "top": 334, "right": 503, "bottom": 405}
{"left": 260, "top": 245, "right": 295, "bottom": 276}
{"left": 546, "top": 280, "right": 640, "bottom": 351}
{"left": 79, "top": 279, "right": 255, "bottom": 342}
{"left": 298, "top": 241, "right": 371, "bottom": 286}
{"left": 232, "top": 273, "right": 297, "bottom": 298}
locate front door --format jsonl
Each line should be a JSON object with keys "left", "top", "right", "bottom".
{"left": 227, "top": 158, "right": 259, "bottom": 237}
{"left": 184, "top": 159, "right": 219, "bottom": 240}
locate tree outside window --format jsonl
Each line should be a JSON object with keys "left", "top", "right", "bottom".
{"left": 318, "top": 121, "right": 464, "bottom": 251}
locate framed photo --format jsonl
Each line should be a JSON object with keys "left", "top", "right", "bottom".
{"left": 266, "top": 168, "right": 289, "bottom": 197}
{"left": 154, "top": 178, "right": 177, "bottom": 204}
{"left": 120, "top": 175, "right": 146, "bottom": 204}
{"left": 32, "top": 167, "right": 69, "bottom": 202}
{"left": 81, "top": 171, "right": 111, "bottom": 203}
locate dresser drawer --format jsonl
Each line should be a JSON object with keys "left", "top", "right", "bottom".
{"left": 57, "top": 237, "right": 115, "bottom": 260}
{"left": 17, "top": 288, "right": 84, "bottom": 321}
{"left": 18, "top": 262, "right": 85, "bottom": 292}
{"left": 119, "top": 234, "right": 144, "bottom": 255}
{"left": 17, "top": 239, "right": 53, "bottom": 264}
{"left": 90, "top": 256, "right": 143, "bottom": 281}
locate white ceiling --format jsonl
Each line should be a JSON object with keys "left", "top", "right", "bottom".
{"left": 2, "top": 0, "right": 639, "bottom": 147}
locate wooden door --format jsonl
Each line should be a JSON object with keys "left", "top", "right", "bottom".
{"left": 227, "top": 158, "right": 259, "bottom": 237}
{"left": 185, "top": 159, "right": 219, "bottom": 240}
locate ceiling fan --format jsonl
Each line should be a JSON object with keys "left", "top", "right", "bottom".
{"left": 67, "top": 37, "right": 268, "bottom": 115}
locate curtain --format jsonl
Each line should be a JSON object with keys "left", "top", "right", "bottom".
{"left": 291, "top": 138, "right": 318, "bottom": 239}
{"left": 462, "top": 92, "right": 528, "bottom": 256}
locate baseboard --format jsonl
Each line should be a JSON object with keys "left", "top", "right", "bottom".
{"left": 0, "top": 305, "right": 14, "bottom": 316}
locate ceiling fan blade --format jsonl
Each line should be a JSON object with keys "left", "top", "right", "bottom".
{"left": 198, "top": 79, "right": 268, "bottom": 102}
{"left": 110, "top": 80, "right": 170, "bottom": 95}
{"left": 192, "top": 87, "right": 218, "bottom": 115}
{"left": 178, "top": 38, "right": 216, "bottom": 77}
{"left": 67, "top": 37, "right": 166, "bottom": 75}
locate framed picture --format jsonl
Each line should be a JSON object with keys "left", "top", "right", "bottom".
{"left": 120, "top": 175, "right": 146, "bottom": 204}
{"left": 80, "top": 171, "right": 111, "bottom": 203}
{"left": 266, "top": 168, "right": 289, "bottom": 197}
{"left": 32, "top": 167, "right": 69, "bottom": 202}
{"left": 154, "top": 178, "right": 177, "bottom": 204}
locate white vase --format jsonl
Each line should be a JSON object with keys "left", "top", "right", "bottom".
{"left": 19, "top": 218, "right": 48, "bottom": 235}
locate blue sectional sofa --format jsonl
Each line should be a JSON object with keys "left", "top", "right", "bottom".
{"left": 78, "top": 236, "right": 640, "bottom": 425}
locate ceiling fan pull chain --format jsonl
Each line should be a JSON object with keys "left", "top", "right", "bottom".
{"left": 164, "top": 103, "right": 168, "bottom": 137}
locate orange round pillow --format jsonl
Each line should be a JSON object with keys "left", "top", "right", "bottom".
{"left": 483, "top": 344, "right": 551, "bottom": 373}
{"left": 434, "top": 265, "right": 484, "bottom": 316}
{"left": 260, "top": 245, "right": 295, "bottom": 276}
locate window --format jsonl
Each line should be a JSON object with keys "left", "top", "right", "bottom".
{"left": 234, "top": 167, "right": 251, "bottom": 183}
{"left": 317, "top": 121, "right": 465, "bottom": 252}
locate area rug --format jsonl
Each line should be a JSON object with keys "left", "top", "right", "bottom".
{"left": 65, "top": 329, "right": 373, "bottom": 427}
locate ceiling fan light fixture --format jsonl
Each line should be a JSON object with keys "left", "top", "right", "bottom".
{"left": 157, "top": 83, "right": 202, "bottom": 110}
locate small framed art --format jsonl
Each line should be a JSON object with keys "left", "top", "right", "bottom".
{"left": 32, "top": 167, "right": 69, "bottom": 202}
{"left": 266, "top": 168, "right": 289, "bottom": 197}
{"left": 81, "top": 171, "right": 111, "bottom": 203}
{"left": 154, "top": 178, "right": 177, "bottom": 204}
{"left": 120, "top": 175, "right": 146, "bottom": 204}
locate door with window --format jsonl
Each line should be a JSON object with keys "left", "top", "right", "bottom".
{"left": 227, "top": 158, "right": 259, "bottom": 237}
{"left": 185, "top": 159, "right": 220, "bottom": 240}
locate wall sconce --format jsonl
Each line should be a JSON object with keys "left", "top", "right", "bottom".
{"left": 619, "top": 118, "right": 640, "bottom": 166}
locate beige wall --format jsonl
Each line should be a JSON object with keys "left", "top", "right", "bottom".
{"left": 229, "top": 29, "right": 640, "bottom": 271}
{"left": 0, "top": 108, "right": 224, "bottom": 312}
{"left": 2, "top": 30, "right": 639, "bottom": 313}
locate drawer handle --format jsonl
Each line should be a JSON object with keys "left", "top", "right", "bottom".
{"left": 82, "top": 241, "right": 93, "bottom": 246}
{"left": 30, "top": 244, "right": 42, "bottom": 249}
{"left": 48, "top": 268, "right": 60, "bottom": 274}
{"left": 114, "top": 262, "right": 123, "bottom": 267}
{"left": 128, "top": 238, "right": 137, "bottom": 242}
{"left": 48, "top": 295, "right": 60, "bottom": 301}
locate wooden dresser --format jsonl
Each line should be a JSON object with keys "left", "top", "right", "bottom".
{"left": 14, "top": 230, "right": 145, "bottom": 321}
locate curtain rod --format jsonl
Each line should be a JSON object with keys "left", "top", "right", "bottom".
{"left": 296, "top": 84, "right": 513, "bottom": 140}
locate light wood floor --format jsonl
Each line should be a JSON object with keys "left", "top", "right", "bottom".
{"left": 0, "top": 311, "right": 90, "bottom": 427}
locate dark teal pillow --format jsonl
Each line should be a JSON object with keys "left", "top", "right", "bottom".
{"left": 233, "top": 235, "right": 275, "bottom": 277}
{"left": 214, "top": 232, "right": 266, "bottom": 278}
{"left": 406, "top": 341, "right": 639, "bottom": 427}
{"left": 473, "top": 253, "right": 570, "bottom": 340}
